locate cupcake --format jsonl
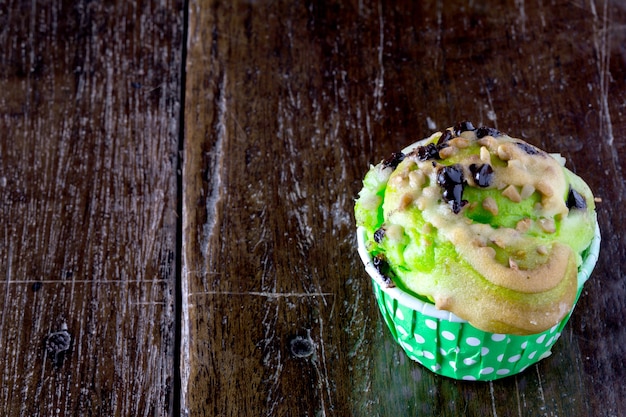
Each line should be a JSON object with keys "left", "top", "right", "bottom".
{"left": 355, "top": 122, "right": 600, "bottom": 381}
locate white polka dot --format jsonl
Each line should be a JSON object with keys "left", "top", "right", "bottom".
{"left": 431, "top": 364, "right": 441, "bottom": 372}
{"left": 462, "top": 375, "right": 477, "bottom": 381}
{"left": 480, "top": 367, "right": 494, "bottom": 375}
{"left": 481, "top": 347, "right": 490, "bottom": 356}
{"left": 440, "top": 348, "right": 448, "bottom": 356}
{"left": 550, "top": 324, "right": 558, "bottom": 333}
{"left": 545, "top": 336, "right": 555, "bottom": 346}
{"left": 466, "top": 337, "right": 481, "bottom": 346}
{"left": 414, "top": 334, "right": 425, "bottom": 344}
{"left": 423, "top": 351, "right": 435, "bottom": 360}
{"left": 496, "top": 369, "right": 511, "bottom": 375}
{"left": 401, "top": 341, "right": 414, "bottom": 352}
{"left": 497, "top": 354, "right": 504, "bottom": 362}
{"left": 449, "top": 361, "right": 457, "bottom": 371}
{"left": 425, "top": 319, "right": 437, "bottom": 330}
{"left": 521, "top": 341, "right": 528, "bottom": 349}
{"left": 395, "top": 324, "right": 408, "bottom": 336}
{"left": 463, "top": 358, "right": 477, "bottom": 366}
{"left": 442, "top": 331, "right": 456, "bottom": 341}
{"left": 395, "top": 309, "right": 404, "bottom": 321}
{"left": 536, "top": 334, "right": 546, "bottom": 344}
{"left": 508, "top": 354, "right": 522, "bottom": 363}
{"left": 528, "top": 351, "right": 537, "bottom": 359}
{"left": 539, "top": 350, "right": 552, "bottom": 360}
{"left": 386, "top": 301, "right": 393, "bottom": 312}
{"left": 491, "top": 334, "right": 506, "bottom": 342}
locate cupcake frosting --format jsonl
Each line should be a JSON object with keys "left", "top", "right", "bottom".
{"left": 355, "top": 123, "right": 597, "bottom": 335}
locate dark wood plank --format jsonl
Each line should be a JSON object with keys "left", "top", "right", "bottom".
{"left": 183, "top": 0, "right": 626, "bottom": 416}
{"left": 0, "top": 1, "right": 183, "bottom": 415}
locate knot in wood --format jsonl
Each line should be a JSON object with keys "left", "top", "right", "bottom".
{"left": 289, "top": 335, "right": 315, "bottom": 358}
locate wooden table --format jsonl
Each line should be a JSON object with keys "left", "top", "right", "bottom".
{"left": 1, "top": 1, "right": 624, "bottom": 416}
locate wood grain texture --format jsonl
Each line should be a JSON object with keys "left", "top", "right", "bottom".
{"left": 0, "top": 1, "right": 182, "bottom": 416}
{"left": 2, "top": 0, "right": 625, "bottom": 415}
{"left": 183, "top": 0, "right": 626, "bottom": 416}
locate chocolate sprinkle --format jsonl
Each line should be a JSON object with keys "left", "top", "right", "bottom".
{"left": 475, "top": 126, "right": 501, "bottom": 138}
{"left": 382, "top": 152, "right": 405, "bottom": 169}
{"left": 436, "top": 130, "right": 453, "bottom": 147}
{"left": 469, "top": 163, "right": 494, "bottom": 187}
{"left": 437, "top": 164, "right": 468, "bottom": 214}
{"left": 416, "top": 143, "right": 440, "bottom": 161}
{"left": 453, "top": 121, "right": 476, "bottom": 136}
{"left": 373, "top": 227, "right": 386, "bottom": 243}
{"left": 372, "top": 254, "right": 395, "bottom": 287}
{"left": 566, "top": 187, "right": 587, "bottom": 210}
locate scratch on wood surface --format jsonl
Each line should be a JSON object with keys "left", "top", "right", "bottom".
{"left": 201, "top": 71, "right": 227, "bottom": 255}
{"left": 0, "top": 243, "right": 13, "bottom": 363}
{"left": 514, "top": 377, "right": 523, "bottom": 416}
{"left": 589, "top": 0, "right": 626, "bottom": 208}
{"left": 261, "top": 301, "right": 283, "bottom": 417}
{"left": 180, "top": 259, "right": 191, "bottom": 416}
{"left": 311, "top": 315, "right": 333, "bottom": 416}
{"left": 5, "top": 280, "right": 169, "bottom": 284}
{"left": 489, "top": 381, "right": 499, "bottom": 417}
{"left": 190, "top": 291, "right": 334, "bottom": 298}
{"left": 435, "top": 0, "right": 443, "bottom": 61}
{"left": 346, "top": 291, "right": 368, "bottom": 359}
{"left": 535, "top": 365, "right": 547, "bottom": 414}
{"left": 276, "top": 98, "right": 314, "bottom": 250}
{"left": 515, "top": 0, "right": 527, "bottom": 36}
{"left": 482, "top": 76, "right": 498, "bottom": 128}
{"left": 590, "top": 0, "right": 614, "bottom": 146}
{"left": 373, "top": 0, "right": 384, "bottom": 117}
{"left": 132, "top": 301, "right": 168, "bottom": 306}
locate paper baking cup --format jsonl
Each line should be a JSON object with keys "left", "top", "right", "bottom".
{"left": 357, "top": 221, "right": 601, "bottom": 381}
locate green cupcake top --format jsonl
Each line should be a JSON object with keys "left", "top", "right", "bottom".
{"left": 355, "top": 123, "right": 597, "bottom": 335}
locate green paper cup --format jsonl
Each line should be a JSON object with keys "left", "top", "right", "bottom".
{"left": 357, "top": 221, "right": 600, "bottom": 381}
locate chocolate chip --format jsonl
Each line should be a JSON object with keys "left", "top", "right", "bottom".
{"left": 469, "top": 163, "right": 494, "bottom": 187}
{"left": 443, "top": 184, "right": 467, "bottom": 214}
{"left": 436, "top": 130, "right": 453, "bottom": 147}
{"left": 515, "top": 141, "right": 543, "bottom": 156}
{"left": 438, "top": 164, "right": 464, "bottom": 184}
{"left": 566, "top": 187, "right": 587, "bottom": 210}
{"left": 373, "top": 254, "right": 395, "bottom": 287}
{"left": 373, "top": 227, "right": 386, "bottom": 243}
{"left": 437, "top": 164, "right": 468, "bottom": 214}
{"left": 475, "top": 126, "right": 501, "bottom": 138}
{"left": 416, "top": 143, "right": 440, "bottom": 161}
{"left": 453, "top": 121, "right": 476, "bottom": 136}
{"left": 382, "top": 152, "right": 405, "bottom": 169}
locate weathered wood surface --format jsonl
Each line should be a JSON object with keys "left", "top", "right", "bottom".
{"left": 0, "top": 1, "right": 182, "bottom": 416}
{"left": 2, "top": 0, "right": 626, "bottom": 416}
{"left": 182, "top": 0, "right": 625, "bottom": 417}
